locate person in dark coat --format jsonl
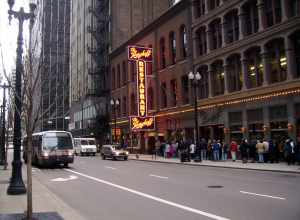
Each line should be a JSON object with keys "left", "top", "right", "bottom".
{"left": 284, "top": 138, "right": 296, "bottom": 165}
{"left": 240, "top": 139, "right": 249, "bottom": 163}
{"left": 268, "top": 140, "right": 276, "bottom": 163}
{"left": 249, "top": 139, "right": 257, "bottom": 163}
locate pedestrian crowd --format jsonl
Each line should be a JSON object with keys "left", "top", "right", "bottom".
{"left": 153, "top": 137, "right": 300, "bottom": 165}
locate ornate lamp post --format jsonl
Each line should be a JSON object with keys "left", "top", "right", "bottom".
{"left": 110, "top": 99, "right": 119, "bottom": 143}
{"left": 188, "top": 71, "right": 202, "bottom": 162}
{"left": 7, "top": 0, "right": 36, "bottom": 195}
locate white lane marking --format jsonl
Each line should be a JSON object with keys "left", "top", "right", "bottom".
{"left": 51, "top": 175, "right": 78, "bottom": 182}
{"left": 240, "top": 191, "right": 286, "bottom": 200}
{"left": 65, "top": 169, "right": 230, "bottom": 220}
{"left": 149, "top": 174, "right": 168, "bottom": 179}
{"left": 104, "top": 166, "right": 116, "bottom": 170}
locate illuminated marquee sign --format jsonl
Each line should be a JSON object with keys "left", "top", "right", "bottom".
{"left": 128, "top": 45, "right": 155, "bottom": 131}
{"left": 130, "top": 116, "right": 155, "bottom": 130}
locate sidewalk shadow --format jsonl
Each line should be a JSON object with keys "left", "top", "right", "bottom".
{"left": 0, "top": 212, "right": 64, "bottom": 220}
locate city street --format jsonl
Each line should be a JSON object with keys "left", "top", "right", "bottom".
{"left": 30, "top": 156, "right": 300, "bottom": 220}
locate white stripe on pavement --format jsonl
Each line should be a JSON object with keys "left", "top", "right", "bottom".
{"left": 65, "top": 169, "right": 230, "bottom": 220}
{"left": 104, "top": 166, "right": 116, "bottom": 170}
{"left": 240, "top": 191, "right": 286, "bottom": 200}
{"left": 149, "top": 174, "right": 168, "bottom": 179}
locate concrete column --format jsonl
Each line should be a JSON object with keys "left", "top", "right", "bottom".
{"left": 238, "top": 6, "right": 246, "bottom": 40}
{"left": 257, "top": 0, "right": 266, "bottom": 31}
{"left": 261, "top": 45, "right": 271, "bottom": 86}
{"left": 263, "top": 106, "right": 270, "bottom": 140}
{"left": 206, "top": 28, "right": 212, "bottom": 53}
{"left": 281, "top": 0, "right": 288, "bottom": 21}
{"left": 208, "top": 64, "right": 213, "bottom": 97}
{"left": 221, "top": 17, "right": 227, "bottom": 47}
{"left": 241, "top": 52, "right": 250, "bottom": 90}
{"left": 287, "top": 100, "right": 296, "bottom": 140}
{"left": 223, "top": 59, "right": 229, "bottom": 94}
{"left": 285, "top": 35, "right": 296, "bottom": 80}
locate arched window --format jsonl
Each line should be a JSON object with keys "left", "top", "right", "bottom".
{"left": 147, "top": 87, "right": 154, "bottom": 110}
{"left": 169, "top": 32, "right": 176, "bottom": 64}
{"left": 208, "top": 0, "right": 220, "bottom": 11}
{"left": 209, "top": 19, "right": 222, "bottom": 50}
{"left": 245, "top": 47, "right": 264, "bottom": 88}
{"left": 243, "top": 0, "right": 259, "bottom": 36}
{"left": 181, "top": 75, "right": 189, "bottom": 104}
{"left": 161, "top": 82, "right": 167, "bottom": 108}
{"left": 122, "top": 96, "right": 127, "bottom": 116}
{"left": 195, "top": 26, "right": 207, "bottom": 56}
{"left": 197, "top": 65, "right": 209, "bottom": 99}
{"left": 264, "top": 0, "right": 282, "bottom": 27}
{"left": 160, "top": 38, "right": 166, "bottom": 69}
{"left": 224, "top": 10, "right": 239, "bottom": 44}
{"left": 211, "top": 60, "right": 224, "bottom": 96}
{"left": 226, "top": 54, "right": 242, "bottom": 92}
{"left": 194, "top": 0, "right": 206, "bottom": 18}
{"left": 180, "top": 25, "right": 188, "bottom": 58}
{"left": 265, "top": 38, "right": 287, "bottom": 83}
{"left": 122, "top": 61, "right": 127, "bottom": 85}
{"left": 289, "top": 0, "right": 300, "bottom": 17}
{"left": 130, "top": 94, "right": 136, "bottom": 115}
{"left": 117, "top": 64, "right": 121, "bottom": 88}
{"left": 290, "top": 30, "right": 300, "bottom": 78}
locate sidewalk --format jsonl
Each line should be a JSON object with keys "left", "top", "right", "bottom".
{"left": 129, "top": 154, "right": 300, "bottom": 174}
{"left": 0, "top": 163, "right": 85, "bottom": 220}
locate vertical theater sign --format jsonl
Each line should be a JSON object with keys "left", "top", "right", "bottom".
{"left": 128, "top": 46, "right": 155, "bottom": 130}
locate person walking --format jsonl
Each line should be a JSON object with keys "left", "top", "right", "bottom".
{"left": 199, "top": 138, "right": 207, "bottom": 160}
{"left": 240, "top": 139, "right": 249, "bottom": 163}
{"left": 221, "top": 141, "right": 228, "bottom": 161}
{"left": 189, "top": 142, "right": 195, "bottom": 160}
{"left": 249, "top": 139, "right": 257, "bottom": 162}
{"left": 153, "top": 139, "right": 161, "bottom": 160}
{"left": 256, "top": 140, "right": 265, "bottom": 163}
{"left": 268, "top": 139, "right": 276, "bottom": 163}
{"left": 284, "top": 138, "right": 296, "bottom": 165}
{"left": 262, "top": 139, "right": 269, "bottom": 163}
{"left": 212, "top": 140, "right": 220, "bottom": 161}
{"left": 230, "top": 140, "right": 238, "bottom": 162}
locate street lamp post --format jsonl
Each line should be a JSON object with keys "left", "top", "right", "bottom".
{"left": 188, "top": 71, "right": 202, "bottom": 162}
{"left": 110, "top": 99, "right": 119, "bottom": 143}
{"left": 7, "top": 0, "right": 36, "bottom": 195}
{"left": 0, "top": 84, "right": 9, "bottom": 169}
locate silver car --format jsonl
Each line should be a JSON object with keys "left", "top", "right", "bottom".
{"left": 101, "top": 144, "right": 129, "bottom": 160}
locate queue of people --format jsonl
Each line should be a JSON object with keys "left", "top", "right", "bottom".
{"left": 154, "top": 137, "right": 300, "bottom": 165}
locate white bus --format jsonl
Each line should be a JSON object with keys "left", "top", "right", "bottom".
{"left": 23, "top": 131, "right": 74, "bottom": 167}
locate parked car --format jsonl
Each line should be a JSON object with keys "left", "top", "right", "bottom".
{"left": 74, "top": 138, "right": 97, "bottom": 156}
{"left": 101, "top": 144, "right": 129, "bottom": 160}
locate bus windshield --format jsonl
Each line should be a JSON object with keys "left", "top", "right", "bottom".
{"left": 43, "top": 133, "right": 73, "bottom": 150}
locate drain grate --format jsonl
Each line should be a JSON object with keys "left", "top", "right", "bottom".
{"left": 207, "top": 185, "right": 224, "bottom": 188}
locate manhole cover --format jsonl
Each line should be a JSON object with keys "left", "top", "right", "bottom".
{"left": 207, "top": 185, "right": 224, "bottom": 188}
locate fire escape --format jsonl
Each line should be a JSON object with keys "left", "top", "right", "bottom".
{"left": 87, "top": 0, "right": 110, "bottom": 97}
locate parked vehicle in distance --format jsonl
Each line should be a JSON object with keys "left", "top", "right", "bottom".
{"left": 74, "top": 138, "right": 97, "bottom": 156}
{"left": 101, "top": 144, "right": 129, "bottom": 160}
{"left": 23, "top": 131, "right": 74, "bottom": 167}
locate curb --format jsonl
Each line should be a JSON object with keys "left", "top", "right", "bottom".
{"left": 129, "top": 158, "right": 300, "bottom": 174}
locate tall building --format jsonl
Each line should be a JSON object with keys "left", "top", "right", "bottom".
{"left": 110, "top": 0, "right": 300, "bottom": 153}
{"left": 31, "top": 0, "right": 71, "bottom": 131}
{"left": 69, "top": 0, "right": 110, "bottom": 139}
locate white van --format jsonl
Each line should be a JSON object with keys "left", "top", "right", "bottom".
{"left": 74, "top": 138, "right": 97, "bottom": 156}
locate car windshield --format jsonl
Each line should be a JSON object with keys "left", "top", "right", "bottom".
{"left": 88, "top": 140, "right": 95, "bottom": 145}
{"left": 43, "top": 133, "right": 73, "bottom": 150}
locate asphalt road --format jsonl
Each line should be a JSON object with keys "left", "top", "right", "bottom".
{"left": 32, "top": 156, "right": 300, "bottom": 220}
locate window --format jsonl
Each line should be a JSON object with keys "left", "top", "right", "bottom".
{"left": 117, "top": 64, "right": 121, "bottom": 88}
{"left": 160, "top": 38, "right": 166, "bottom": 69}
{"left": 170, "top": 79, "right": 177, "bottom": 106}
{"left": 264, "top": 0, "right": 282, "bottom": 27}
{"left": 169, "top": 32, "right": 176, "bottom": 64}
{"left": 181, "top": 75, "right": 189, "bottom": 104}
{"left": 211, "top": 60, "right": 224, "bottom": 96}
{"left": 161, "top": 82, "right": 167, "bottom": 108}
{"left": 208, "top": 0, "right": 220, "bottom": 11}
{"left": 122, "top": 61, "right": 127, "bottom": 85}
{"left": 266, "top": 38, "right": 287, "bottom": 83}
{"left": 180, "top": 25, "right": 188, "bottom": 58}
{"left": 111, "top": 67, "right": 115, "bottom": 89}
{"left": 245, "top": 47, "right": 264, "bottom": 88}
{"left": 292, "top": 31, "right": 300, "bottom": 78}
{"left": 226, "top": 54, "right": 242, "bottom": 92}
{"left": 130, "top": 62, "right": 135, "bottom": 82}
{"left": 243, "top": 0, "right": 259, "bottom": 36}
{"left": 224, "top": 10, "right": 239, "bottom": 44}
{"left": 147, "top": 45, "right": 153, "bottom": 75}
{"left": 147, "top": 87, "right": 154, "bottom": 110}
{"left": 194, "top": 0, "right": 206, "bottom": 18}
{"left": 196, "top": 27, "right": 207, "bottom": 56}
{"left": 122, "top": 96, "right": 127, "bottom": 116}
{"left": 130, "top": 94, "right": 136, "bottom": 115}
{"left": 209, "top": 19, "right": 222, "bottom": 50}
{"left": 289, "top": 0, "right": 300, "bottom": 17}
{"left": 197, "top": 65, "right": 209, "bottom": 99}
